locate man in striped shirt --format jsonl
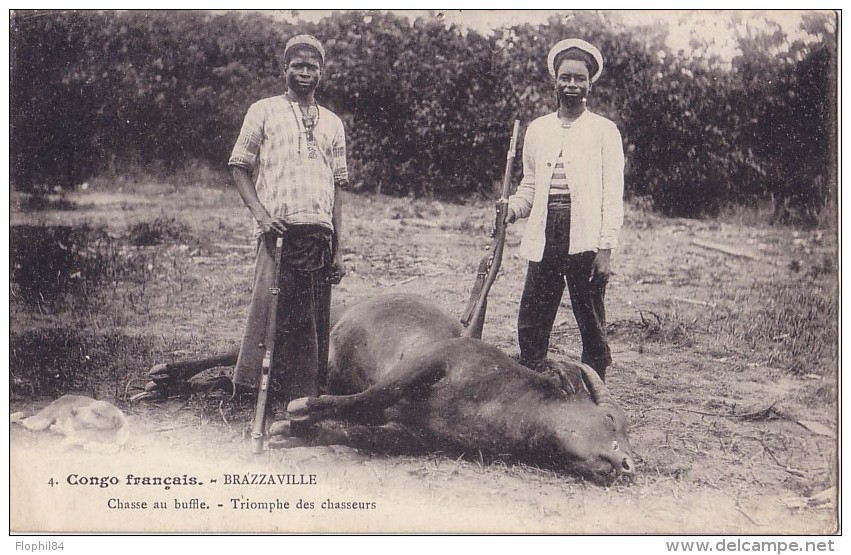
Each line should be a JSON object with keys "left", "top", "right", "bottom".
{"left": 228, "top": 35, "right": 349, "bottom": 421}
{"left": 506, "top": 39, "right": 625, "bottom": 381}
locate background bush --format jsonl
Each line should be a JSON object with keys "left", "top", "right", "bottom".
{"left": 9, "top": 224, "right": 152, "bottom": 305}
{"left": 10, "top": 10, "right": 837, "bottom": 221}
{"left": 9, "top": 327, "right": 155, "bottom": 398}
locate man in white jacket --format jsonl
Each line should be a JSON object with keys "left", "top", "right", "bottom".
{"left": 506, "top": 39, "right": 625, "bottom": 380}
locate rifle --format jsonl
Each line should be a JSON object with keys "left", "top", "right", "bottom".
{"left": 460, "top": 119, "right": 521, "bottom": 339}
{"left": 251, "top": 235, "right": 285, "bottom": 454}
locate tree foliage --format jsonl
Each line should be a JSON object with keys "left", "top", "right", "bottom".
{"left": 10, "top": 9, "right": 837, "bottom": 221}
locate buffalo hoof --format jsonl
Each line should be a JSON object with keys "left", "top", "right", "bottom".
{"left": 268, "top": 436, "right": 310, "bottom": 450}
{"left": 286, "top": 397, "right": 317, "bottom": 423}
{"left": 147, "top": 363, "right": 172, "bottom": 380}
{"left": 287, "top": 397, "right": 309, "bottom": 414}
{"left": 268, "top": 420, "right": 291, "bottom": 437}
{"left": 129, "top": 389, "right": 165, "bottom": 403}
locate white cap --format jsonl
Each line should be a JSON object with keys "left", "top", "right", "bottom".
{"left": 547, "top": 39, "right": 604, "bottom": 82}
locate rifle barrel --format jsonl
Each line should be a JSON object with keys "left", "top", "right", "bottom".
{"left": 500, "top": 120, "right": 521, "bottom": 198}
{"left": 461, "top": 119, "right": 521, "bottom": 338}
{"left": 250, "top": 235, "right": 285, "bottom": 454}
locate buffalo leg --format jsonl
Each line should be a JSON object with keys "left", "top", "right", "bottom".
{"left": 131, "top": 350, "right": 240, "bottom": 402}
{"left": 287, "top": 353, "right": 447, "bottom": 422}
{"left": 148, "top": 350, "right": 239, "bottom": 382}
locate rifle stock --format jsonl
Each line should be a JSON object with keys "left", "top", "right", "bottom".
{"left": 461, "top": 119, "right": 520, "bottom": 339}
{"left": 251, "top": 235, "right": 284, "bottom": 454}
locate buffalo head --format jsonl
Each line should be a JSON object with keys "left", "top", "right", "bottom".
{"left": 533, "top": 360, "right": 635, "bottom": 479}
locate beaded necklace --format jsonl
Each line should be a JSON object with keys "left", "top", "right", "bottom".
{"left": 288, "top": 97, "right": 320, "bottom": 159}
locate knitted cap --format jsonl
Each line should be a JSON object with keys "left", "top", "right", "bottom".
{"left": 284, "top": 34, "right": 326, "bottom": 65}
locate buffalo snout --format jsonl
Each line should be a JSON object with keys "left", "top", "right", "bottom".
{"left": 614, "top": 452, "right": 636, "bottom": 476}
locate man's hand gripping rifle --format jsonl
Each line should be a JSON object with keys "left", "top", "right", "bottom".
{"left": 460, "top": 119, "right": 520, "bottom": 340}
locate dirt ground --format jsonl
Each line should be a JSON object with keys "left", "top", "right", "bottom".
{"left": 8, "top": 183, "right": 839, "bottom": 534}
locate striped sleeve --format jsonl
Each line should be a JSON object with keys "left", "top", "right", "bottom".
{"left": 331, "top": 119, "right": 349, "bottom": 189}
{"left": 228, "top": 102, "right": 264, "bottom": 170}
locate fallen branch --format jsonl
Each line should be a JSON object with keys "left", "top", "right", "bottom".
{"left": 736, "top": 506, "right": 767, "bottom": 527}
{"left": 639, "top": 404, "right": 687, "bottom": 417}
{"left": 640, "top": 401, "right": 781, "bottom": 421}
{"left": 215, "top": 244, "right": 255, "bottom": 250}
{"left": 762, "top": 444, "right": 807, "bottom": 478}
{"left": 123, "top": 377, "right": 148, "bottom": 400}
{"left": 673, "top": 297, "right": 717, "bottom": 308}
{"left": 379, "top": 275, "right": 421, "bottom": 287}
{"left": 396, "top": 276, "right": 420, "bottom": 286}
{"left": 383, "top": 218, "right": 442, "bottom": 229}
{"left": 733, "top": 401, "right": 780, "bottom": 421}
{"left": 808, "top": 486, "right": 837, "bottom": 506}
{"left": 795, "top": 419, "right": 834, "bottom": 437}
{"left": 192, "top": 256, "right": 224, "bottom": 265}
{"left": 692, "top": 238, "right": 761, "bottom": 261}
{"left": 151, "top": 423, "right": 193, "bottom": 433}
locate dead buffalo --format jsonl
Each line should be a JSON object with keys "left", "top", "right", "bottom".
{"left": 286, "top": 293, "right": 634, "bottom": 479}
{"left": 141, "top": 293, "right": 635, "bottom": 479}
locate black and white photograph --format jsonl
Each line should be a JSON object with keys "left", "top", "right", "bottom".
{"left": 7, "top": 8, "right": 840, "bottom": 540}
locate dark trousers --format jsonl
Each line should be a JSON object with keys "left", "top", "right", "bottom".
{"left": 517, "top": 203, "right": 611, "bottom": 377}
{"left": 233, "top": 230, "right": 332, "bottom": 404}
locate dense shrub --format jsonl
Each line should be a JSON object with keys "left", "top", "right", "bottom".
{"left": 9, "top": 10, "right": 837, "bottom": 220}
{"left": 9, "top": 224, "right": 148, "bottom": 304}
{"left": 126, "top": 217, "right": 192, "bottom": 246}
{"left": 9, "top": 327, "right": 154, "bottom": 399}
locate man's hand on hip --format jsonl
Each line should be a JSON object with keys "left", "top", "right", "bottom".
{"left": 257, "top": 214, "right": 287, "bottom": 236}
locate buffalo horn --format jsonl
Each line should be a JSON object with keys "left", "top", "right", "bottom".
{"left": 579, "top": 363, "right": 614, "bottom": 406}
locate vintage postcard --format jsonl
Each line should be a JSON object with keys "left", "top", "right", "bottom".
{"left": 8, "top": 9, "right": 839, "bottom": 537}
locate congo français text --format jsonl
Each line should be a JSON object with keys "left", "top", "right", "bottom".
{"left": 65, "top": 473, "right": 200, "bottom": 489}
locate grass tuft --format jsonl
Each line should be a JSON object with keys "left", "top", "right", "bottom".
{"left": 10, "top": 225, "right": 149, "bottom": 305}
{"left": 718, "top": 279, "right": 838, "bottom": 376}
{"left": 126, "top": 216, "right": 193, "bottom": 247}
{"left": 608, "top": 309, "right": 695, "bottom": 347}
{"left": 9, "top": 327, "right": 155, "bottom": 400}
